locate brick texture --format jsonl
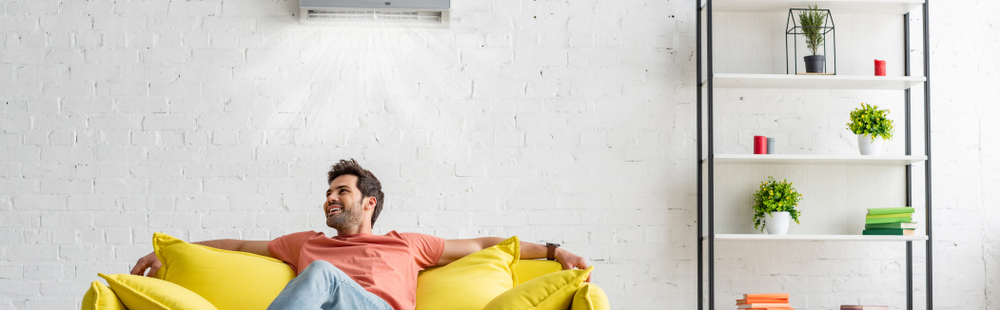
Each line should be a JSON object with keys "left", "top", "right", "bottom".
{"left": 0, "top": 1, "right": 993, "bottom": 309}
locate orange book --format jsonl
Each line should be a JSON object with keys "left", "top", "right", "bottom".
{"left": 738, "top": 303, "right": 792, "bottom": 309}
{"left": 743, "top": 293, "right": 790, "bottom": 299}
{"left": 738, "top": 299, "right": 789, "bottom": 304}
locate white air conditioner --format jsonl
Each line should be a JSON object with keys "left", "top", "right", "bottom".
{"left": 300, "top": 0, "right": 450, "bottom": 27}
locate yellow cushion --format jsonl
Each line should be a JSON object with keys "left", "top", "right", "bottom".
{"left": 415, "top": 236, "right": 520, "bottom": 310}
{"left": 152, "top": 233, "right": 295, "bottom": 310}
{"left": 98, "top": 273, "right": 218, "bottom": 310}
{"left": 81, "top": 281, "right": 126, "bottom": 310}
{"left": 482, "top": 266, "right": 594, "bottom": 310}
{"left": 571, "top": 283, "right": 610, "bottom": 310}
{"left": 512, "top": 260, "right": 563, "bottom": 285}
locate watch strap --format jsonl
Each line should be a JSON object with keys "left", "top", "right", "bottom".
{"left": 545, "top": 243, "right": 561, "bottom": 261}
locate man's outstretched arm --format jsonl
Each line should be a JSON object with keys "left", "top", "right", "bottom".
{"left": 130, "top": 239, "right": 271, "bottom": 277}
{"left": 439, "top": 238, "right": 590, "bottom": 272}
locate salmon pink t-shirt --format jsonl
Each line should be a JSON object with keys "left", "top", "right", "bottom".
{"left": 267, "top": 230, "right": 445, "bottom": 310}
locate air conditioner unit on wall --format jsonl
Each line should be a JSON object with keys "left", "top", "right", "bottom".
{"left": 299, "top": 0, "right": 450, "bottom": 27}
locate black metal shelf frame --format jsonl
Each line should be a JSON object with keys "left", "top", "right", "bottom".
{"left": 694, "top": 2, "right": 932, "bottom": 310}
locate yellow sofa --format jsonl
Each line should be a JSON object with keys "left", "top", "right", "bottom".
{"left": 81, "top": 233, "right": 609, "bottom": 310}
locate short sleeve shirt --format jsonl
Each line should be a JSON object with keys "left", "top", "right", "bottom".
{"left": 267, "top": 231, "right": 446, "bottom": 310}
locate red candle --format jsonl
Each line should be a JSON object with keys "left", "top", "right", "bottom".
{"left": 874, "top": 59, "right": 886, "bottom": 76}
{"left": 754, "top": 136, "right": 767, "bottom": 154}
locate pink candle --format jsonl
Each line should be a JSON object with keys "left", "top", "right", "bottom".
{"left": 874, "top": 59, "right": 886, "bottom": 76}
{"left": 754, "top": 136, "right": 767, "bottom": 154}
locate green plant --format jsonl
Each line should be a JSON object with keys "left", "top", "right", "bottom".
{"left": 752, "top": 177, "right": 802, "bottom": 231}
{"left": 847, "top": 102, "right": 895, "bottom": 141}
{"left": 798, "top": 5, "right": 827, "bottom": 56}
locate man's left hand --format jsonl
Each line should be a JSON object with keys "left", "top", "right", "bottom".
{"left": 555, "top": 249, "right": 592, "bottom": 282}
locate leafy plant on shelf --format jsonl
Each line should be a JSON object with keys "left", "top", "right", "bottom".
{"left": 846, "top": 102, "right": 895, "bottom": 142}
{"left": 798, "top": 5, "right": 828, "bottom": 55}
{"left": 752, "top": 176, "right": 802, "bottom": 231}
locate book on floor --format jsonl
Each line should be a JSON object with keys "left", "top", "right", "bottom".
{"left": 841, "top": 305, "right": 889, "bottom": 310}
{"left": 737, "top": 303, "right": 791, "bottom": 309}
{"left": 737, "top": 298, "right": 789, "bottom": 304}
{"left": 742, "top": 293, "right": 790, "bottom": 299}
{"left": 867, "top": 207, "right": 914, "bottom": 215}
{"left": 863, "top": 228, "right": 915, "bottom": 236}
{"left": 865, "top": 222, "right": 917, "bottom": 229}
{"left": 737, "top": 293, "right": 791, "bottom": 310}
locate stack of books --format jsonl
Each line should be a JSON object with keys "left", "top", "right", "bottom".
{"left": 736, "top": 293, "right": 792, "bottom": 310}
{"left": 863, "top": 207, "right": 917, "bottom": 236}
{"left": 841, "top": 305, "right": 888, "bottom": 310}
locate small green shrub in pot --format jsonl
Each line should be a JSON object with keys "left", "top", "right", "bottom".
{"left": 752, "top": 176, "right": 802, "bottom": 231}
{"left": 798, "top": 5, "right": 827, "bottom": 56}
{"left": 846, "top": 102, "right": 895, "bottom": 142}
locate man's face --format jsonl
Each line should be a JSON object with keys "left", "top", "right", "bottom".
{"left": 325, "top": 175, "right": 367, "bottom": 231}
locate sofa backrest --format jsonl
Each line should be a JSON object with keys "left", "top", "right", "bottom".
{"left": 417, "top": 259, "right": 562, "bottom": 286}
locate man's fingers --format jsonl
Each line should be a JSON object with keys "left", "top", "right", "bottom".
{"left": 577, "top": 261, "right": 592, "bottom": 282}
{"left": 146, "top": 265, "right": 160, "bottom": 278}
{"left": 560, "top": 261, "right": 574, "bottom": 270}
{"left": 560, "top": 259, "right": 589, "bottom": 271}
{"left": 130, "top": 262, "right": 146, "bottom": 276}
{"left": 130, "top": 266, "right": 142, "bottom": 276}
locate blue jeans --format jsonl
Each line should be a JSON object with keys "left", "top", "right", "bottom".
{"left": 267, "top": 260, "right": 393, "bottom": 310}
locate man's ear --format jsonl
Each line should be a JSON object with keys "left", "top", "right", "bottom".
{"left": 364, "top": 196, "right": 377, "bottom": 211}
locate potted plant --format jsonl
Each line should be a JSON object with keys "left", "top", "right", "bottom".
{"left": 752, "top": 177, "right": 802, "bottom": 235}
{"left": 846, "top": 102, "right": 894, "bottom": 155}
{"left": 798, "top": 5, "right": 828, "bottom": 73}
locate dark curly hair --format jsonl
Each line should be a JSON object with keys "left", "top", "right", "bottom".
{"left": 327, "top": 159, "right": 385, "bottom": 228}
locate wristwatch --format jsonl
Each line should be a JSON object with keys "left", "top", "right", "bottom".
{"left": 545, "top": 243, "right": 561, "bottom": 261}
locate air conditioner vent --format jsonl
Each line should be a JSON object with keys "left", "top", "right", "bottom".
{"left": 305, "top": 9, "right": 446, "bottom": 25}
{"left": 299, "top": 0, "right": 450, "bottom": 27}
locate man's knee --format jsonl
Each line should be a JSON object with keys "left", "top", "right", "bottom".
{"left": 305, "top": 260, "right": 334, "bottom": 271}
{"left": 301, "top": 260, "right": 348, "bottom": 281}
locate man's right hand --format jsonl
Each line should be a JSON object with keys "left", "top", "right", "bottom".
{"left": 127, "top": 239, "right": 270, "bottom": 276}
{"left": 130, "top": 252, "right": 161, "bottom": 277}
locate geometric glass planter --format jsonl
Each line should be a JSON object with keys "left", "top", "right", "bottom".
{"left": 786, "top": 8, "right": 836, "bottom": 75}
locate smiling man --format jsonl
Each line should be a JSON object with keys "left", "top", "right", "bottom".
{"left": 131, "top": 159, "right": 589, "bottom": 310}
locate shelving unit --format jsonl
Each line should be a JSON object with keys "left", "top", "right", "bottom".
{"left": 710, "top": 73, "right": 925, "bottom": 90}
{"left": 696, "top": 1, "right": 932, "bottom": 309}
{"left": 711, "top": 234, "right": 928, "bottom": 242}
{"left": 704, "top": 0, "right": 923, "bottom": 14}
{"left": 709, "top": 154, "right": 926, "bottom": 165}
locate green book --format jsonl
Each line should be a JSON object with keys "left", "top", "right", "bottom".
{"left": 865, "top": 222, "right": 918, "bottom": 229}
{"left": 865, "top": 217, "right": 913, "bottom": 224}
{"left": 863, "top": 229, "right": 914, "bottom": 236}
{"left": 865, "top": 213, "right": 913, "bottom": 220}
{"left": 867, "top": 207, "right": 915, "bottom": 215}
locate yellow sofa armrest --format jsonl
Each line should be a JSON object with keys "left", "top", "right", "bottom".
{"left": 571, "top": 283, "right": 609, "bottom": 310}
{"left": 82, "top": 281, "right": 127, "bottom": 310}
{"left": 513, "top": 260, "right": 610, "bottom": 310}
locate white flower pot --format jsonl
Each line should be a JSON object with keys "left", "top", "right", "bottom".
{"left": 764, "top": 211, "right": 790, "bottom": 235}
{"left": 857, "top": 134, "right": 883, "bottom": 155}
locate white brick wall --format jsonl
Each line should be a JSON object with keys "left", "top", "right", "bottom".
{"left": 0, "top": 0, "right": 994, "bottom": 309}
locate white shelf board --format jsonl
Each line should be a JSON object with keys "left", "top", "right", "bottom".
{"left": 710, "top": 73, "right": 925, "bottom": 90}
{"left": 706, "top": 154, "right": 927, "bottom": 165}
{"left": 705, "top": 234, "right": 928, "bottom": 241}
{"left": 701, "top": 0, "right": 923, "bottom": 14}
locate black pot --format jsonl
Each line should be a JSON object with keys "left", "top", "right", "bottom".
{"left": 804, "top": 55, "right": 826, "bottom": 73}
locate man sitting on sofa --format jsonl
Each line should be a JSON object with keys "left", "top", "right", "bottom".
{"left": 130, "top": 158, "right": 589, "bottom": 310}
